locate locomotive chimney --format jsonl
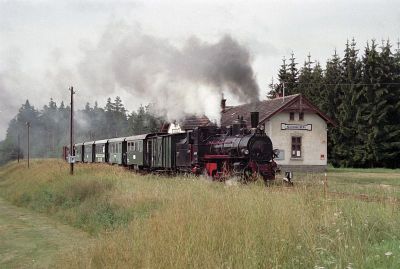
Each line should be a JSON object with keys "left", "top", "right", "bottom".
{"left": 221, "top": 95, "right": 227, "bottom": 112}
{"left": 250, "top": 112, "right": 259, "bottom": 128}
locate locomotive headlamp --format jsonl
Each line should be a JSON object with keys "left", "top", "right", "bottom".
{"left": 244, "top": 149, "right": 249, "bottom": 155}
{"left": 258, "top": 124, "right": 265, "bottom": 131}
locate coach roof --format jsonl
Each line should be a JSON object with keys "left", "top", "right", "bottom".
{"left": 125, "top": 133, "right": 166, "bottom": 141}
{"left": 108, "top": 137, "right": 126, "bottom": 143}
{"left": 94, "top": 139, "right": 108, "bottom": 144}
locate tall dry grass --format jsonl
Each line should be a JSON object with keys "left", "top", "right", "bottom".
{"left": 1, "top": 160, "right": 399, "bottom": 268}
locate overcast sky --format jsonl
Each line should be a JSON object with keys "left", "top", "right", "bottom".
{"left": 1, "top": 0, "right": 399, "bottom": 139}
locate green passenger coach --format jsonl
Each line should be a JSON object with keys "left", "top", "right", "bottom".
{"left": 148, "top": 133, "right": 186, "bottom": 170}
{"left": 108, "top": 137, "right": 126, "bottom": 165}
{"left": 125, "top": 134, "right": 162, "bottom": 169}
{"left": 94, "top": 139, "right": 108, "bottom": 163}
{"left": 83, "top": 141, "right": 95, "bottom": 163}
{"left": 74, "top": 142, "right": 84, "bottom": 162}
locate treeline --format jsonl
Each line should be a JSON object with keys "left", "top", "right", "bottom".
{"left": 268, "top": 39, "right": 400, "bottom": 168}
{"left": 0, "top": 97, "right": 164, "bottom": 165}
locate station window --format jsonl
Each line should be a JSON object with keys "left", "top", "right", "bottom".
{"left": 291, "top": 136, "right": 302, "bottom": 158}
{"left": 289, "top": 112, "right": 294, "bottom": 121}
{"left": 299, "top": 112, "right": 304, "bottom": 121}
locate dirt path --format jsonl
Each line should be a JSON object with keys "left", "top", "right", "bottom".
{"left": 0, "top": 197, "right": 92, "bottom": 269}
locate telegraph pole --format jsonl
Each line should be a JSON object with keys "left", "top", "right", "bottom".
{"left": 26, "top": 122, "right": 30, "bottom": 168}
{"left": 69, "top": 86, "right": 75, "bottom": 175}
{"left": 17, "top": 133, "right": 20, "bottom": 163}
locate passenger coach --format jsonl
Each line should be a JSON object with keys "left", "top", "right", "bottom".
{"left": 75, "top": 142, "right": 84, "bottom": 162}
{"left": 83, "top": 141, "right": 95, "bottom": 163}
{"left": 94, "top": 139, "right": 108, "bottom": 163}
{"left": 108, "top": 137, "right": 126, "bottom": 165}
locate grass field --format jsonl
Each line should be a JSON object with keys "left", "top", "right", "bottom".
{"left": 0, "top": 160, "right": 399, "bottom": 268}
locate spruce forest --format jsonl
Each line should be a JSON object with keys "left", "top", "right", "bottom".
{"left": 0, "top": 97, "right": 164, "bottom": 164}
{"left": 1, "top": 39, "right": 399, "bottom": 168}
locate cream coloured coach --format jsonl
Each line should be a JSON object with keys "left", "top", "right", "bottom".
{"left": 221, "top": 94, "right": 335, "bottom": 172}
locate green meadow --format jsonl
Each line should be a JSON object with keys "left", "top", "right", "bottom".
{"left": 0, "top": 160, "right": 399, "bottom": 268}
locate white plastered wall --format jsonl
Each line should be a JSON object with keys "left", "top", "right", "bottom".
{"left": 264, "top": 112, "right": 327, "bottom": 166}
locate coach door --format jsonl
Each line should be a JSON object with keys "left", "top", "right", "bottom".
{"left": 147, "top": 140, "right": 153, "bottom": 168}
{"left": 157, "top": 137, "right": 163, "bottom": 167}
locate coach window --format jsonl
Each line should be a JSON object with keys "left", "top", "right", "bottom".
{"left": 289, "top": 112, "right": 294, "bottom": 121}
{"left": 291, "top": 136, "right": 302, "bottom": 158}
{"left": 299, "top": 112, "right": 304, "bottom": 121}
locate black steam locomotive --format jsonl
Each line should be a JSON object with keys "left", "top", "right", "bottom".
{"left": 67, "top": 112, "right": 279, "bottom": 183}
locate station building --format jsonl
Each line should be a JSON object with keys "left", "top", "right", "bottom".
{"left": 221, "top": 94, "right": 335, "bottom": 172}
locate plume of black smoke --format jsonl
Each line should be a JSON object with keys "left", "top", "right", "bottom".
{"left": 78, "top": 23, "right": 260, "bottom": 121}
{"left": 176, "top": 36, "right": 259, "bottom": 102}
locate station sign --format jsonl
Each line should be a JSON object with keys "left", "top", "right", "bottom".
{"left": 281, "top": 123, "right": 312, "bottom": 131}
{"left": 67, "top": 155, "right": 76, "bottom": 164}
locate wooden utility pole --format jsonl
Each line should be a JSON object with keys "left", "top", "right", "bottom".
{"left": 26, "top": 122, "right": 30, "bottom": 168}
{"left": 69, "top": 86, "right": 75, "bottom": 175}
{"left": 17, "top": 133, "right": 20, "bottom": 163}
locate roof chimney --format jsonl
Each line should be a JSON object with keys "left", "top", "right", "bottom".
{"left": 221, "top": 95, "right": 226, "bottom": 112}
{"left": 250, "top": 112, "right": 259, "bottom": 128}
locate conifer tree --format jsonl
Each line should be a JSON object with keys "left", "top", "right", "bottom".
{"left": 322, "top": 50, "right": 342, "bottom": 166}
{"left": 297, "top": 54, "right": 313, "bottom": 97}
{"left": 272, "top": 57, "right": 289, "bottom": 97}
{"left": 376, "top": 40, "right": 400, "bottom": 167}
{"left": 335, "top": 39, "right": 362, "bottom": 167}
{"left": 309, "top": 61, "right": 324, "bottom": 105}
{"left": 266, "top": 77, "right": 278, "bottom": 99}
{"left": 286, "top": 52, "right": 299, "bottom": 94}
{"left": 321, "top": 50, "right": 342, "bottom": 120}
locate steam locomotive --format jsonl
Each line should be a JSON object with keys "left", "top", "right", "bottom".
{"left": 66, "top": 112, "right": 281, "bottom": 183}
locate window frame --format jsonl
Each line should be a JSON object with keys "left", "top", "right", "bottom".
{"left": 289, "top": 112, "right": 295, "bottom": 121}
{"left": 291, "top": 136, "right": 302, "bottom": 158}
{"left": 299, "top": 112, "right": 304, "bottom": 121}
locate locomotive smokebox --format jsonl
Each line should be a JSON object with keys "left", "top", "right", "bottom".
{"left": 250, "top": 112, "right": 259, "bottom": 128}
